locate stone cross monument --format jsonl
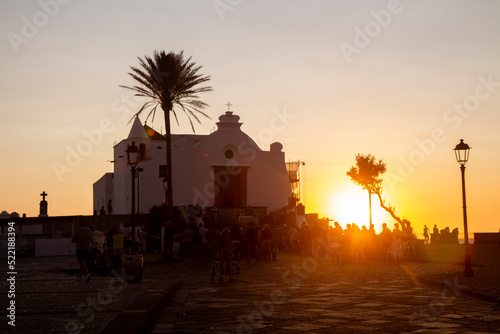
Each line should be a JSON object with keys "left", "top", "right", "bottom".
{"left": 39, "top": 191, "right": 48, "bottom": 217}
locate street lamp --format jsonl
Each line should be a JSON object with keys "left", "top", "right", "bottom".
{"left": 126, "top": 141, "right": 139, "bottom": 254}
{"left": 453, "top": 139, "right": 473, "bottom": 277}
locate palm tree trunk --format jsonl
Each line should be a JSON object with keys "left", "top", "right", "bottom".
{"left": 164, "top": 108, "right": 174, "bottom": 234}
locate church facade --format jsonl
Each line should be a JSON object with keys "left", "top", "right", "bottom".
{"left": 93, "top": 111, "right": 293, "bottom": 216}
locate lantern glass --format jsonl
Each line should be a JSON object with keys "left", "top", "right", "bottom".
{"left": 453, "top": 139, "right": 470, "bottom": 165}
{"left": 126, "top": 141, "right": 139, "bottom": 166}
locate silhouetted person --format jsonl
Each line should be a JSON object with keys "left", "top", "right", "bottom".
{"left": 261, "top": 224, "right": 272, "bottom": 260}
{"left": 191, "top": 225, "right": 202, "bottom": 265}
{"left": 107, "top": 226, "right": 116, "bottom": 254}
{"left": 164, "top": 221, "right": 174, "bottom": 259}
{"left": 402, "top": 220, "right": 413, "bottom": 242}
{"left": 369, "top": 223, "right": 376, "bottom": 236}
{"left": 246, "top": 222, "right": 258, "bottom": 262}
{"left": 99, "top": 205, "right": 106, "bottom": 215}
{"left": 217, "top": 227, "right": 233, "bottom": 280}
{"left": 107, "top": 199, "right": 113, "bottom": 215}
{"left": 332, "top": 221, "right": 343, "bottom": 243}
{"left": 392, "top": 223, "right": 403, "bottom": 240}
{"left": 121, "top": 222, "right": 132, "bottom": 254}
{"left": 379, "top": 223, "right": 392, "bottom": 256}
{"left": 343, "top": 224, "right": 353, "bottom": 258}
{"left": 423, "top": 225, "right": 430, "bottom": 244}
{"left": 71, "top": 220, "right": 92, "bottom": 282}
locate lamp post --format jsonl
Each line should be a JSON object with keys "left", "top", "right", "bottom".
{"left": 126, "top": 141, "right": 139, "bottom": 254}
{"left": 453, "top": 139, "right": 473, "bottom": 277}
{"left": 137, "top": 167, "right": 143, "bottom": 215}
{"left": 162, "top": 176, "right": 169, "bottom": 220}
{"left": 163, "top": 176, "right": 168, "bottom": 201}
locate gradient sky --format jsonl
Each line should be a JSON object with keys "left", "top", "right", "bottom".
{"left": 1, "top": 1, "right": 499, "bottom": 233}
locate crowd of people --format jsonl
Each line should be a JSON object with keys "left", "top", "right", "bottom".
{"left": 73, "top": 215, "right": 439, "bottom": 282}
{"left": 162, "top": 216, "right": 422, "bottom": 268}
{"left": 424, "top": 224, "right": 460, "bottom": 244}
{"left": 277, "top": 219, "right": 418, "bottom": 261}
{"left": 70, "top": 220, "right": 149, "bottom": 281}
{"left": 164, "top": 221, "right": 277, "bottom": 266}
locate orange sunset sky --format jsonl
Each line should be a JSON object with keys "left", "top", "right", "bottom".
{"left": 1, "top": 1, "right": 499, "bottom": 234}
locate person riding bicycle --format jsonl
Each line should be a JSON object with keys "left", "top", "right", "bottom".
{"left": 215, "top": 227, "right": 233, "bottom": 280}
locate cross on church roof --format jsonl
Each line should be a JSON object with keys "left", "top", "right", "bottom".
{"left": 226, "top": 101, "right": 232, "bottom": 111}
{"left": 41, "top": 191, "right": 48, "bottom": 201}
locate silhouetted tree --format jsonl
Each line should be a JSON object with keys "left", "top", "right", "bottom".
{"left": 347, "top": 154, "right": 386, "bottom": 226}
{"left": 347, "top": 154, "right": 405, "bottom": 227}
{"left": 121, "top": 50, "right": 212, "bottom": 257}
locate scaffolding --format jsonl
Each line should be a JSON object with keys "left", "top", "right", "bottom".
{"left": 286, "top": 160, "right": 305, "bottom": 207}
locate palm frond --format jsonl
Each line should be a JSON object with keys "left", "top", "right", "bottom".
{"left": 121, "top": 50, "right": 213, "bottom": 133}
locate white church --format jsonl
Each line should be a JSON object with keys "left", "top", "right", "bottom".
{"left": 93, "top": 110, "right": 293, "bottom": 216}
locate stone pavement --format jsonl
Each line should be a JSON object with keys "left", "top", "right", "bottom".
{"left": 0, "top": 244, "right": 499, "bottom": 334}
{"left": 151, "top": 252, "right": 500, "bottom": 334}
{"left": 0, "top": 253, "right": 185, "bottom": 334}
{"left": 417, "top": 244, "right": 500, "bottom": 303}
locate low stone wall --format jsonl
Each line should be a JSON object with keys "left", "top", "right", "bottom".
{"left": 35, "top": 238, "right": 75, "bottom": 256}
{"left": 1, "top": 214, "right": 150, "bottom": 237}
{"left": 474, "top": 233, "right": 500, "bottom": 244}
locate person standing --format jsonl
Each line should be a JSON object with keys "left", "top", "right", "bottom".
{"left": 423, "top": 225, "right": 430, "bottom": 244}
{"left": 246, "top": 222, "right": 258, "bottom": 262}
{"left": 433, "top": 224, "right": 439, "bottom": 235}
{"left": 198, "top": 223, "right": 208, "bottom": 264}
{"left": 260, "top": 224, "right": 272, "bottom": 260}
{"left": 138, "top": 227, "right": 148, "bottom": 253}
{"left": 191, "top": 225, "right": 202, "bottom": 265}
{"left": 112, "top": 228, "right": 124, "bottom": 270}
{"left": 164, "top": 221, "right": 174, "bottom": 259}
{"left": 121, "top": 222, "right": 132, "bottom": 254}
{"left": 218, "top": 228, "right": 233, "bottom": 281}
{"left": 379, "top": 223, "right": 393, "bottom": 256}
{"left": 71, "top": 220, "right": 92, "bottom": 282}
{"left": 107, "top": 199, "right": 113, "bottom": 215}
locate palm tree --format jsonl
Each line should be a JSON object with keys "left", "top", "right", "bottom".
{"left": 346, "top": 154, "right": 386, "bottom": 227}
{"left": 121, "top": 50, "right": 212, "bottom": 238}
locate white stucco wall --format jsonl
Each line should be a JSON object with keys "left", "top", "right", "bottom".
{"left": 96, "top": 112, "right": 292, "bottom": 215}
{"left": 92, "top": 173, "right": 113, "bottom": 214}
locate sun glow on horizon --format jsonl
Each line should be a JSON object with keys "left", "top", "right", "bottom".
{"left": 328, "top": 187, "right": 388, "bottom": 233}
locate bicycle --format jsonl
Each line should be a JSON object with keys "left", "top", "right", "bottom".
{"left": 210, "top": 248, "right": 240, "bottom": 283}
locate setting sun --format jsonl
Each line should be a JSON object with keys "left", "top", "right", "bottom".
{"left": 328, "top": 186, "right": 388, "bottom": 232}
